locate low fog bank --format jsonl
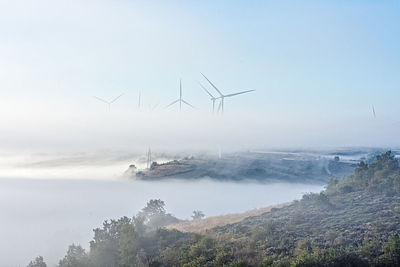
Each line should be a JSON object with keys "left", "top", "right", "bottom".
{"left": 0, "top": 150, "right": 141, "bottom": 180}
{"left": 1, "top": 111, "right": 400, "bottom": 153}
{"left": 0, "top": 178, "right": 323, "bottom": 266}
{"left": 0, "top": 147, "right": 394, "bottom": 181}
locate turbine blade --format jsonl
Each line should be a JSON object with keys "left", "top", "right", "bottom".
{"left": 165, "top": 99, "right": 179, "bottom": 108}
{"left": 110, "top": 93, "right": 124, "bottom": 103}
{"left": 93, "top": 96, "right": 110, "bottom": 104}
{"left": 200, "top": 72, "right": 224, "bottom": 97}
{"left": 182, "top": 99, "right": 195, "bottom": 108}
{"left": 224, "top": 90, "right": 255, "bottom": 98}
{"left": 372, "top": 105, "right": 376, "bottom": 118}
{"left": 198, "top": 82, "right": 215, "bottom": 98}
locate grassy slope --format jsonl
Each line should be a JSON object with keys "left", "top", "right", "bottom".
{"left": 166, "top": 202, "right": 291, "bottom": 234}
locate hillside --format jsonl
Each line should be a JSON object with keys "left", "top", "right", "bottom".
{"left": 125, "top": 151, "right": 358, "bottom": 184}
{"left": 51, "top": 151, "right": 400, "bottom": 267}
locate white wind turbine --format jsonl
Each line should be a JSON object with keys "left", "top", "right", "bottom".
{"left": 93, "top": 93, "right": 124, "bottom": 111}
{"left": 199, "top": 82, "right": 220, "bottom": 114}
{"left": 200, "top": 73, "right": 255, "bottom": 114}
{"left": 138, "top": 91, "right": 141, "bottom": 109}
{"left": 165, "top": 79, "right": 194, "bottom": 111}
{"left": 372, "top": 105, "right": 376, "bottom": 118}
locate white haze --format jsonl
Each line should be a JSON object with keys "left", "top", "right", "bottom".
{"left": 1, "top": 109, "right": 399, "bottom": 154}
{"left": 0, "top": 178, "right": 323, "bottom": 267}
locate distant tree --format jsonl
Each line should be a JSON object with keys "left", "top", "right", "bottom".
{"left": 133, "top": 199, "right": 179, "bottom": 231}
{"left": 191, "top": 210, "right": 205, "bottom": 220}
{"left": 27, "top": 256, "right": 47, "bottom": 267}
{"left": 58, "top": 244, "right": 88, "bottom": 267}
{"left": 89, "top": 217, "right": 131, "bottom": 266}
{"left": 141, "top": 199, "right": 166, "bottom": 217}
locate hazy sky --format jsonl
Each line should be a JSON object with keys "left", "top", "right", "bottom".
{"left": 0, "top": 0, "right": 399, "bottom": 151}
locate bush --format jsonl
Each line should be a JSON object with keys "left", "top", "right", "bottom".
{"left": 379, "top": 235, "right": 400, "bottom": 266}
{"left": 27, "top": 256, "right": 47, "bottom": 267}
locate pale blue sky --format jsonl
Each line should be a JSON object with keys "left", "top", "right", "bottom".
{"left": 0, "top": 0, "right": 399, "bottom": 150}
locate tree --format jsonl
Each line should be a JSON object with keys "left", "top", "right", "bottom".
{"left": 137, "top": 199, "right": 179, "bottom": 230}
{"left": 191, "top": 210, "right": 205, "bottom": 220}
{"left": 27, "top": 256, "right": 47, "bottom": 267}
{"left": 141, "top": 199, "right": 166, "bottom": 218}
{"left": 89, "top": 217, "right": 132, "bottom": 266}
{"left": 58, "top": 244, "right": 88, "bottom": 267}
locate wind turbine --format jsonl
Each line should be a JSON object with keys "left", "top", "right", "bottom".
{"left": 372, "top": 105, "right": 376, "bottom": 118}
{"left": 93, "top": 93, "right": 124, "bottom": 111}
{"left": 200, "top": 73, "right": 255, "bottom": 114}
{"left": 138, "top": 91, "right": 141, "bottom": 109}
{"left": 165, "top": 79, "right": 194, "bottom": 111}
{"left": 146, "top": 148, "right": 152, "bottom": 169}
{"left": 199, "top": 82, "right": 219, "bottom": 113}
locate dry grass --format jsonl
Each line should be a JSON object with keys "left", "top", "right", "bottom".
{"left": 166, "top": 202, "right": 292, "bottom": 234}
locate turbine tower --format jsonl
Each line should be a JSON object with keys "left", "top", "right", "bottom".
{"left": 372, "top": 105, "right": 376, "bottom": 118}
{"left": 165, "top": 79, "right": 194, "bottom": 111}
{"left": 200, "top": 73, "right": 255, "bottom": 114}
{"left": 199, "top": 82, "right": 219, "bottom": 113}
{"left": 138, "top": 91, "right": 141, "bottom": 109}
{"left": 93, "top": 93, "right": 124, "bottom": 111}
{"left": 146, "top": 148, "right": 152, "bottom": 169}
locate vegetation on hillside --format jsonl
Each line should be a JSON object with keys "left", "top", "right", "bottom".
{"left": 127, "top": 152, "right": 357, "bottom": 184}
{"left": 30, "top": 152, "right": 400, "bottom": 266}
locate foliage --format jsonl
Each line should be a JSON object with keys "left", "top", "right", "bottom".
{"left": 191, "top": 210, "right": 205, "bottom": 220}
{"left": 27, "top": 256, "right": 47, "bottom": 267}
{"left": 327, "top": 151, "right": 400, "bottom": 195}
{"left": 58, "top": 244, "right": 88, "bottom": 267}
{"left": 379, "top": 235, "right": 400, "bottom": 266}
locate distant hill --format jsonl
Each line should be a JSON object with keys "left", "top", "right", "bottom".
{"left": 125, "top": 151, "right": 359, "bottom": 184}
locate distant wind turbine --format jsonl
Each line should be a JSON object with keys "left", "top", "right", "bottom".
{"left": 138, "top": 91, "right": 141, "bottom": 109}
{"left": 199, "top": 82, "right": 220, "bottom": 113}
{"left": 146, "top": 148, "right": 152, "bottom": 169}
{"left": 165, "top": 79, "right": 194, "bottom": 111}
{"left": 93, "top": 93, "right": 124, "bottom": 111}
{"left": 200, "top": 73, "right": 255, "bottom": 114}
{"left": 372, "top": 105, "right": 376, "bottom": 118}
